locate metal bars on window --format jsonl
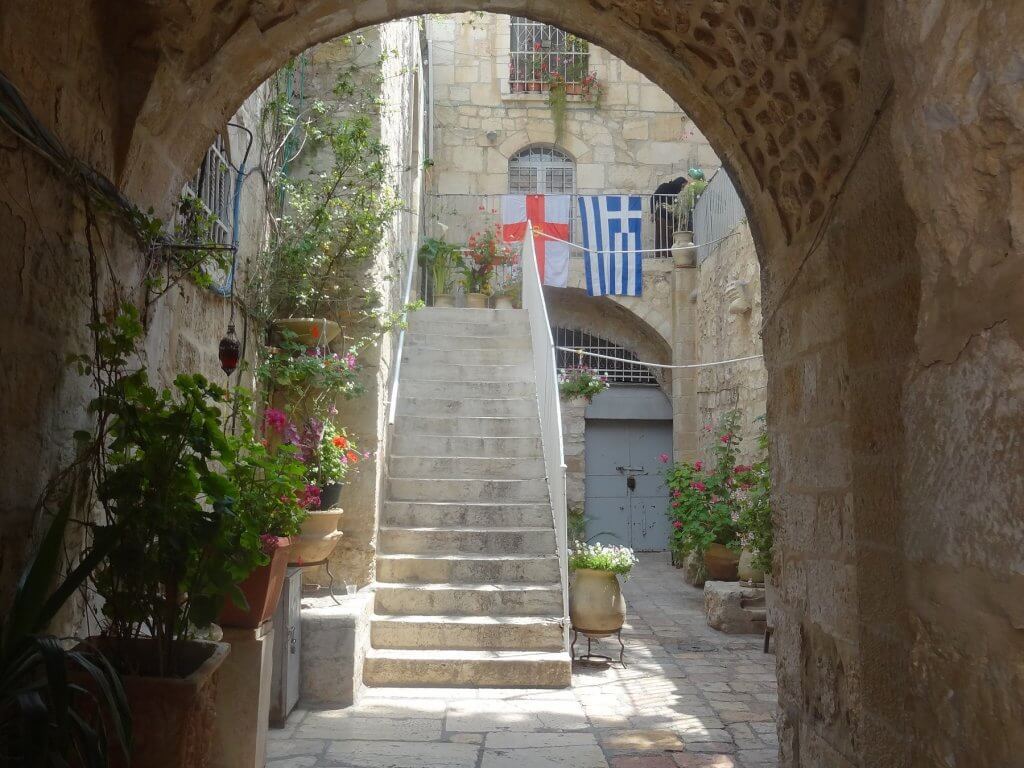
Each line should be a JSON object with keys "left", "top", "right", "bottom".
{"left": 553, "top": 327, "right": 658, "bottom": 385}
{"left": 181, "top": 134, "right": 233, "bottom": 246}
{"left": 509, "top": 17, "right": 589, "bottom": 93}
{"left": 508, "top": 146, "right": 575, "bottom": 194}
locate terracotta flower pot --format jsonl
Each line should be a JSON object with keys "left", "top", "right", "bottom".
{"left": 672, "top": 231, "right": 696, "bottom": 267}
{"left": 569, "top": 568, "right": 626, "bottom": 636}
{"left": 288, "top": 508, "right": 344, "bottom": 565}
{"left": 465, "top": 292, "right": 488, "bottom": 308}
{"left": 704, "top": 543, "right": 740, "bottom": 581}
{"left": 271, "top": 318, "right": 341, "bottom": 347}
{"left": 433, "top": 293, "right": 456, "bottom": 308}
{"left": 81, "top": 638, "right": 229, "bottom": 768}
{"left": 218, "top": 537, "right": 291, "bottom": 629}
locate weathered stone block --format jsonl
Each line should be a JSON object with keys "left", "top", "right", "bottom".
{"left": 704, "top": 581, "right": 767, "bottom": 635}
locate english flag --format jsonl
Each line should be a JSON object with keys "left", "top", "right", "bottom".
{"left": 501, "top": 194, "right": 570, "bottom": 288}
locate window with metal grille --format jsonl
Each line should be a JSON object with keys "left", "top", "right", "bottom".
{"left": 509, "top": 146, "right": 575, "bottom": 194}
{"left": 508, "top": 17, "right": 589, "bottom": 93}
{"left": 553, "top": 327, "right": 658, "bottom": 385}
{"left": 180, "top": 134, "right": 232, "bottom": 246}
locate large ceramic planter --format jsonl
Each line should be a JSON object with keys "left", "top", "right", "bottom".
{"left": 738, "top": 549, "right": 765, "bottom": 583}
{"left": 704, "top": 543, "right": 740, "bottom": 581}
{"left": 288, "top": 508, "right": 344, "bottom": 565}
{"left": 465, "top": 292, "right": 488, "bottom": 309}
{"left": 83, "top": 638, "right": 229, "bottom": 768}
{"left": 218, "top": 538, "right": 291, "bottom": 629}
{"left": 569, "top": 568, "right": 626, "bottom": 636}
{"left": 672, "top": 231, "right": 696, "bottom": 267}
{"left": 493, "top": 295, "right": 515, "bottom": 310}
{"left": 433, "top": 293, "right": 455, "bottom": 308}
{"left": 271, "top": 317, "right": 341, "bottom": 347}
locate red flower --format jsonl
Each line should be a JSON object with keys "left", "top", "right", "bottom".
{"left": 733, "top": 464, "right": 751, "bottom": 474}
{"left": 694, "top": 460, "right": 703, "bottom": 471}
{"left": 346, "top": 450, "right": 360, "bottom": 464}
{"left": 691, "top": 481, "right": 707, "bottom": 492}
{"left": 720, "top": 433, "right": 732, "bottom": 443}
{"left": 673, "top": 521, "right": 683, "bottom": 530}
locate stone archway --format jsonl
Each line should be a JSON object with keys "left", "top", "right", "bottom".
{"left": 2, "top": 3, "right": 1023, "bottom": 767}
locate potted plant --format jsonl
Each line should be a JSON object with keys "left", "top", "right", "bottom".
{"left": 259, "top": 333, "right": 364, "bottom": 422}
{"left": 263, "top": 410, "right": 363, "bottom": 565}
{"left": 568, "top": 541, "right": 638, "bottom": 635}
{"left": 492, "top": 261, "right": 522, "bottom": 309}
{"left": 736, "top": 419, "right": 772, "bottom": 583}
{"left": 218, "top": 394, "right": 311, "bottom": 629}
{"left": 665, "top": 411, "right": 755, "bottom": 581}
{"left": 558, "top": 365, "right": 609, "bottom": 402}
{"left": 417, "top": 237, "right": 460, "bottom": 307}
{"left": 80, "top": 308, "right": 263, "bottom": 768}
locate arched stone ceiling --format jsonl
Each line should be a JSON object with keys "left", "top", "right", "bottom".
{"left": 104, "top": 0, "right": 867, "bottom": 252}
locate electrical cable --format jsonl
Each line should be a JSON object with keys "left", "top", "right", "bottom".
{"left": 558, "top": 346, "right": 763, "bottom": 370}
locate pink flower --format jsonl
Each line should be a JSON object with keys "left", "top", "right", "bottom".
{"left": 673, "top": 521, "right": 683, "bottom": 530}
{"left": 658, "top": 453, "right": 670, "bottom": 463}
{"left": 694, "top": 460, "right": 703, "bottom": 471}
{"left": 260, "top": 534, "right": 281, "bottom": 555}
{"left": 345, "top": 353, "right": 357, "bottom": 371}
{"left": 703, "top": 424, "right": 713, "bottom": 433}
{"left": 711, "top": 495, "right": 720, "bottom": 504}
{"left": 264, "top": 408, "right": 288, "bottom": 432}
{"left": 691, "top": 481, "right": 707, "bottom": 492}
{"left": 721, "top": 433, "right": 733, "bottom": 444}
{"left": 299, "top": 484, "right": 321, "bottom": 509}
{"left": 671, "top": 490, "right": 681, "bottom": 498}
{"left": 733, "top": 464, "right": 751, "bottom": 474}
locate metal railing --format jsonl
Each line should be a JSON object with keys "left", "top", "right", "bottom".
{"left": 521, "top": 223, "right": 570, "bottom": 649}
{"left": 424, "top": 193, "right": 685, "bottom": 258}
{"left": 692, "top": 168, "right": 747, "bottom": 264}
{"left": 509, "top": 17, "right": 589, "bottom": 92}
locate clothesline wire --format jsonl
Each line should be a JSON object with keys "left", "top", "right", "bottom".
{"left": 529, "top": 225, "right": 738, "bottom": 255}
{"left": 558, "top": 347, "right": 763, "bottom": 370}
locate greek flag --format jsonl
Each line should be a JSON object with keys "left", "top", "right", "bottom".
{"left": 578, "top": 195, "right": 644, "bottom": 297}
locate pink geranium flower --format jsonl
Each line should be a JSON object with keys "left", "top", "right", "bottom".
{"left": 691, "top": 481, "right": 707, "bottom": 492}
{"left": 673, "top": 521, "right": 683, "bottom": 530}
{"left": 694, "top": 460, "right": 703, "bottom": 471}
{"left": 264, "top": 408, "right": 288, "bottom": 432}
{"left": 658, "top": 453, "right": 670, "bottom": 463}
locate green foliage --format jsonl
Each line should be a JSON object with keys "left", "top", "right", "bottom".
{"left": 258, "top": 332, "right": 364, "bottom": 409}
{"left": 558, "top": 366, "right": 609, "bottom": 402}
{"left": 736, "top": 420, "right": 773, "bottom": 574}
{"left": 308, "top": 421, "right": 362, "bottom": 488}
{"left": 84, "top": 307, "right": 261, "bottom": 676}
{"left": 568, "top": 542, "right": 638, "bottom": 577}
{"left": 460, "top": 226, "right": 514, "bottom": 295}
{"left": 225, "top": 390, "right": 309, "bottom": 541}
{"left": 547, "top": 77, "right": 568, "bottom": 143}
{"left": 0, "top": 493, "right": 131, "bottom": 767}
{"left": 568, "top": 504, "right": 586, "bottom": 543}
{"left": 418, "top": 237, "right": 461, "bottom": 297}
{"left": 665, "top": 411, "right": 757, "bottom": 558}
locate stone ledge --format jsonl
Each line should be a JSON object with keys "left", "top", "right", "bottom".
{"left": 300, "top": 590, "right": 374, "bottom": 706}
{"left": 704, "top": 580, "right": 767, "bottom": 635}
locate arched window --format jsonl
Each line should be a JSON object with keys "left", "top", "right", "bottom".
{"left": 508, "top": 146, "right": 575, "bottom": 195}
{"left": 553, "top": 327, "right": 658, "bottom": 385}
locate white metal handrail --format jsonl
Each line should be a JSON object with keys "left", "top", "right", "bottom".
{"left": 521, "top": 222, "right": 570, "bottom": 648}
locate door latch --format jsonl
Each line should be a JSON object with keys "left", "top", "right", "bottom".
{"left": 626, "top": 475, "right": 637, "bottom": 491}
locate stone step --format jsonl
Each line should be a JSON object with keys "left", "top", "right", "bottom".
{"left": 402, "top": 362, "right": 533, "bottom": 382}
{"left": 396, "top": 415, "right": 540, "bottom": 438}
{"left": 377, "top": 553, "right": 561, "bottom": 584}
{"left": 399, "top": 379, "right": 536, "bottom": 400}
{"left": 406, "top": 334, "right": 531, "bottom": 351}
{"left": 381, "top": 501, "right": 553, "bottom": 528}
{"left": 363, "top": 648, "right": 571, "bottom": 688}
{"left": 374, "top": 583, "right": 563, "bottom": 616}
{"left": 370, "top": 614, "right": 564, "bottom": 651}
{"left": 379, "top": 526, "right": 556, "bottom": 556}
{"left": 410, "top": 307, "right": 528, "bottom": 326}
{"left": 398, "top": 396, "right": 537, "bottom": 419}
{"left": 392, "top": 433, "right": 543, "bottom": 458}
{"left": 389, "top": 455, "right": 545, "bottom": 480}
{"left": 388, "top": 477, "right": 549, "bottom": 503}
{"left": 403, "top": 346, "right": 531, "bottom": 367}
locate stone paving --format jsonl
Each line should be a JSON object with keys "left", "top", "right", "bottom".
{"left": 268, "top": 554, "right": 778, "bottom": 768}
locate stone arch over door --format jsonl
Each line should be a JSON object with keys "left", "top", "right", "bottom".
{"left": 3, "top": 3, "right": 1023, "bottom": 767}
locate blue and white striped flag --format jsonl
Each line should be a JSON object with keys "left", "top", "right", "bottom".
{"left": 578, "top": 195, "right": 644, "bottom": 297}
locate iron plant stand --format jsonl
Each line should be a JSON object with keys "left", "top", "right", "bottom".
{"left": 571, "top": 627, "right": 626, "bottom": 668}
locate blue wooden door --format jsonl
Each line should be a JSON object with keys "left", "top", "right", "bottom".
{"left": 584, "top": 419, "right": 673, "bottom": 551}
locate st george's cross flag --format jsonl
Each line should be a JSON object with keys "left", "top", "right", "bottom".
{"left": 578, "top": 195, "right": 644, "bottom": 297}
{"left": 501, "top": 194, "right": 570, "bottom": 287}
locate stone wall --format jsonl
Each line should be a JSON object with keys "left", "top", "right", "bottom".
{"left": 696, "top": 220, "right": 767, "bottom": 463}
{"left": 287, "top": 24, "right": 424, "bottom": 589}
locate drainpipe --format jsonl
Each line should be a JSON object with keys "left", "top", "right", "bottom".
{"left": 218, "top": 122, "right": 254, "bottom": 297}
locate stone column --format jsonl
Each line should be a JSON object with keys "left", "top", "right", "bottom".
{"left": 671, "top": 239, "right": 699, "bottom": 462}
{"left": 213, "top": 622, "right": 275, "bottom": 768}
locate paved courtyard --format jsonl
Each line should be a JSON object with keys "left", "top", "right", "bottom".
{"left": 268, "top": 554, "right": 778, "bottom": 768}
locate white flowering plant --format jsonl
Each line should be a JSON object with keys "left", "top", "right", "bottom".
{"left": 569, "top": 541, "right": 639, "bottom": 577}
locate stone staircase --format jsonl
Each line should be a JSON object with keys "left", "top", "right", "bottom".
{"left": 363, "top": 307, "right": 572, "bottom": 688}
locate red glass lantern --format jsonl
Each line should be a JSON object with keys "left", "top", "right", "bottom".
{"left": 219, "top": 324, "right": 240, "bottom": 375}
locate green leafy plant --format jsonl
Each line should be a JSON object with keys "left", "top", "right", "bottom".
{"left": 568, "top": 504, "right": 586, "bottom": 543}
{"left": 568, "top": 541, "right": 638, "bottom": 577}
{"left": 558, "top": 365, "right": 609, "bottom": 402}
{"left": 0, "top": 493, "right": 131, "bottom": 767}
{"left": 259, "top": 332, "right": 364, "bottom": 413}
{"left": 664, "top": 410, "right": 757, "bottom": 559}
{"left": 417, "top": 237, "right": 461, "bottom": 300}
{"left": 79, "top": 306, "right": 261, "bottom": 676}
{"left": 547, "top": 74, "right": 568, "bottom": 143}
{"left": 736, "top": 419, "right": 772, "bottom": 574}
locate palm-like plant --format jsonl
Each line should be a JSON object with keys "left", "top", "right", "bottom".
{"left": 0, "top": 493, "right": 131, "bottom": 766}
